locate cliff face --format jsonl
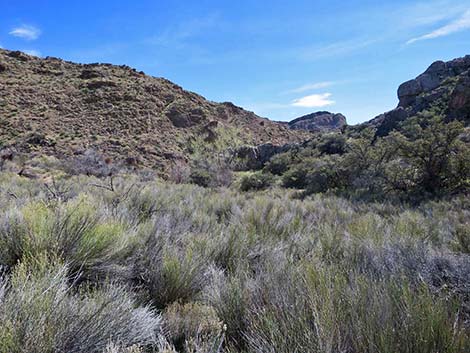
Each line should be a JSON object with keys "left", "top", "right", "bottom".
{"left": 0, "top": 49, "right": 308, "bottom": 170}
{"left": 287, "top": 111, "right": 347, "bottom": 132}
{"left": 368, "top": 56, "right": 470, "bottom": 136}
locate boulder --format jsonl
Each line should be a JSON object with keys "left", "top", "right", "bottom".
{"left": 398, "top": 79, "right": 422, "bottom": 107}
{"left": 165, "top": 103, "right": 206, "bottom": 128}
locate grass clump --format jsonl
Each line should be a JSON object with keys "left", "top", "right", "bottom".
{"left": 0, "top": 257, "right": 162, "bottom": 353}
{"left": 0, "top": 196, "right": 129, "bottom": 279}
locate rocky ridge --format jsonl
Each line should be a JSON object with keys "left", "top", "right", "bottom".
{"left": 286, "top": 111, "right": 347, "bottom": 132}
{"left": 367, "top": 56, "right": 470, "bottom": 136}
{"left": 0, "top": 49, "right": 308, "bottom": 172}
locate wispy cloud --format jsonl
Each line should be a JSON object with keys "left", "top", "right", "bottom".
{"left": 407, "top": 9, "right": 470, "bottom": 44}
{"left": 9, "top": 25, "right": 41, "bottom": 40}
{"left": 146, "top": 14, "right": 220, "bottom": 47}
{"left": 283, "top": 81, "right": 335, "bottom": 95}
{"left": 298, "top": 38, "right": 378, "bottom": 61}
{"left": 292, "top": 93, "right": 335, "bottom": 108}
{"left": 23, "top": 49, "right": 41, "bottom": 57}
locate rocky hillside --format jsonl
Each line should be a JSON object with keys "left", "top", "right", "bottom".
{"left": 367, "top": 55, "right": 470, "bottom": 136}
{"left": 0, "top": 49, "right": 308, "bottom": 171}
{"left": 286, "top": 111, "right": 346, "bottom": 132}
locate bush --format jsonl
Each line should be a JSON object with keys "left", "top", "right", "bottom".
{"left": 0, "top": 196, "right": 129, "bottom": 278}
{"left": 263, "top": 153, "right": 292, "bottom": 175}
{"left": 317, "top": 133, "right": 347, "bottom": 155}
{"left": 133, "top": 231, "right": 209, "bottom": 309}
{"left": 63, "top": 149, "right": 119, "bottom": 177}
{"left": 0, "top": 258, "right": 162, "bottom": 353}
{"left": 189, "top": 168, "right": 213, "bottom": 188}
{"left": 239, "top": 172, "right": 273, "bottom": 192}
{"left": 163, "top": 302, "right": 223, "bottom": 352}
{"left": 281, "top": 165, "right": 309, "bottom": 189}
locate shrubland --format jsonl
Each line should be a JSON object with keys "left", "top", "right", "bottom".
{"left": 261, "top": 112, "right": 470, "bottom": 201}
{"left": 0, "top": 170, "right": 468, "bottom": 352}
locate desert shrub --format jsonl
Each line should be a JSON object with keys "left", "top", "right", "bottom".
{"left": 453, "top": 224, "right": 470, "bottom": 254}
{"left": 282, "top": 165, "right": 309, "bottom": 188}
{"left": 133, "top": 231, "right": 209, "bottom": 309}
{"left": 168, "top": 160, "right": 191, "bottom": 184}
{"left": 303, "top": 155, "right": 346, "bottom": 195}
{"left": 263, "top": 153, "right": 292, "bottom": 175}
{"left": 189, "top": 168, "right": 213, "bottom": 188}
{"left": 103, "top": 343, "right": 145, "bottom": 353}
{"left": 0, "top": 196, "right": 129, "bottom": 278}
{"left": 387, "top": 114, "right": 470, "bottom": 197}
{"left": 317, "top": 133, "right": 347, "bottom": 155}
{"left": 123, "top": 187, "right": 161, "bottom": 225}
{"left": 188, "top": 127, "right": 244, "bottom": 188}
{"left": 206, "top": 274, "right": 250, "bottom": 351}
{"left": 0, "top": 172, "right": 469, "bottom": 352}
{"left": 0, "top": 258, "right": 162, "bottom": 353}
{"left": 163, "top": 302, "right": 223, "bottom": 352}
{"left": 242, "top": 263, "right": 468, "bottom": 353}
{"left": 239, "top": 172, "right": 273, "bottom": 192}
{"left": 63, "top": 149, "right": 119, "bottom": 177}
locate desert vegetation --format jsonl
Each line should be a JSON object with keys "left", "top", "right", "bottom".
{"left": 258, "top": 112, "right": 470, "bottom": 201}
{"left": 0, "top": 169, "right": 468, "bottom": 352}
{"left": 1, "top": 47, "right": 469, "bottom": 353}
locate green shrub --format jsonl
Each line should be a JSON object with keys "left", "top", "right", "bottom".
{"left": 317, "top": 133, "right": 347, "bottom": 155}
{"left": 163, "top": 302, "right": 223, "bottom": 352}
{"left": 239, "top": 172, "right": 273, "bottom": 192}
{"left": 189, "top": 168, "right": 213, "bottom": 187}
{"left": 282, "top": 166, "right": 309, "bottom": 189}
{"left": 263, "top": 153, "right": 292, "bottom": 175}
{"left": 134, "top": 232, "right": 209, "bottom": 309}
{"left": 0, "top": 196, "right": 129, "bottom": 278}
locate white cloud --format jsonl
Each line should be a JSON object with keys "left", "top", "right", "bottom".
{"left": 9, "top": 25, "right": 41, "bottom": 40}
{"left": 291, "top": 93, "right": 335, "bottom": 108}
{"left": 284, "top": 81, "right": 335, "bottom": 95}
{"left": 23, "top": 49, "right": 41, "bottom": 57}
{"left": 407, "top": 9, "right": 470, "bottom": 44}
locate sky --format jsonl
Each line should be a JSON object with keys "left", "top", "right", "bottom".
{"left": 1, "top": 0, "right": 470, "bottom": 124}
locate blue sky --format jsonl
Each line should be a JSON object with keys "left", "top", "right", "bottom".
{"left": 1, "top": 0, "right": 470, "bottom": 124}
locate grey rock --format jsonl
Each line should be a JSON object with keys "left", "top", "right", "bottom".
{"left": 398, "top": 79, "right": 422, "bottom": 106}
{"left": 287, "top": 111, "right": 347, "bottom": 132}
{"left": 165, "top": 103, "right": 206, "bottom": 128}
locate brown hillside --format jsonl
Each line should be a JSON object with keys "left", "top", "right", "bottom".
{"left": 0, "top": 49, "right": 308, "bottom": 171}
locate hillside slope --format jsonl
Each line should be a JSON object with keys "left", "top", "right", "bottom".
{"left": 0, "top": 49, "right": 308, "bottom": 171}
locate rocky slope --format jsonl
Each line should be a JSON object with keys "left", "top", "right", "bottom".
{"left": 286, "top": 111, "right": 346, "bottom": 132}
{"left": 367, "top": 55, "right": 470, "bottom": 136}
{"left": 0, "top": 49, "right": 308, "bottom": 171}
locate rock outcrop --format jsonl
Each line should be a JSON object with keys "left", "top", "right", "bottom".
{"left": 287, "top": 111, "right": 347, "bottom": 132}
{"left": 368, "top": 55, "right": 470, "bottom": 136}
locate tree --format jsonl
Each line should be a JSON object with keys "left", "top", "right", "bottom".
{"left": 389, "top": 113, "right": 469, "bottom": 196}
